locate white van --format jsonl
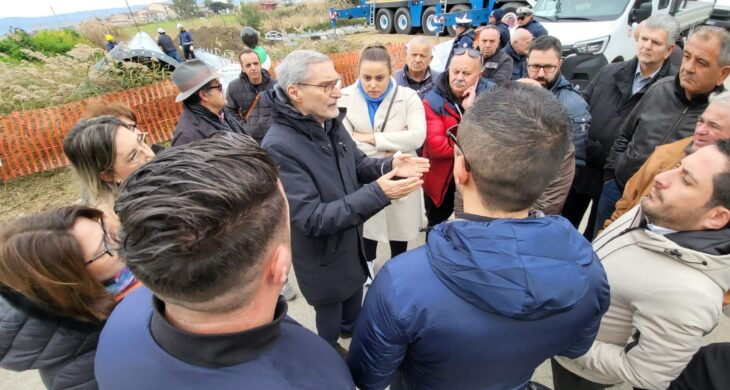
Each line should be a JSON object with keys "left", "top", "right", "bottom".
{"left": 532, "top": 0, "right": 715, "bottom": 89}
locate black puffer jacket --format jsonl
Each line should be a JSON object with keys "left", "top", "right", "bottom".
{"left": 171, "top": 104, "right": 247, "bottom": 147}
{"left": 0, "top": 288, "right": 102, "bottom": 390}
{"left": 576, "top": 56, "right": 676, "bottom": 196}
{"left": 607, "top": 75, "right": 720, "bottom": 188}
{"left": 225, "top": 69, "right": 276, "bottom": 143}
{"left": 261, "top": 85, "right": 392, "bottom": 305}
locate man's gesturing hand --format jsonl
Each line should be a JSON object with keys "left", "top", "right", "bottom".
{"left": 392, "top": 154, "right": 430, "bottom": 178}
{"left": 377, "top": 168, "right": 423, "bottom": 200}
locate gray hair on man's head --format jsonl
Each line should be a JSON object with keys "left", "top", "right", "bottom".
{"left": 276, "top": 50, "right": 331, "bottom": 93}
{"left": 406, "top": 36, "right": 433, "bottom": 54}
{"left": 642, "top": 15, "right": 680, "bottom": 46}
{"left": 710, "top": 91, "right": 730, "bottom": 112}
{"left": 689, "top": 26, "right": 730, "bottom": 67}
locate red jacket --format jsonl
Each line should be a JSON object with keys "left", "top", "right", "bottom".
{"left": 422, "top": 97, "right": 461, "bottom": 207}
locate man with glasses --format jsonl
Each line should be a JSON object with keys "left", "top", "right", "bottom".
{"left": 347, "top": 83, "right": 609, "bottom": 390}
{"left": 422, "top": 47, "right": 494, "bottom": 227}
{"left": 522, "top": 35, "right": 590, "bottom": 215}
{"left": 516, "top": 6, "right": 547, "bottom": 38}
{"left": 261, "top": 50, "right": 430, "bottom": 354}
{"left": 170, "top": 59, "right": 247, "bottom": 147}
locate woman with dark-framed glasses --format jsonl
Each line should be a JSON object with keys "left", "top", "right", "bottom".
{"left": 0, "top": 205, "right": 141, "bottom": 389}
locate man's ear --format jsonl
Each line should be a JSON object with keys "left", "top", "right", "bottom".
{"left": 701, "top": 206, "right": 730, "bottom": 230}
{"left": 99, "top": 170, "right": 117, "bottom": 185}
{"left": 265, "top": 244, "right": 291, "bottom": 286}
{"left": 717, "top": 65, "right": 730, "bottom": 87}
{"left": 287, "top": 85, "right": 301, "bottom": 103}
{"left": 453, "top": 155, "right": 469, "bottom": 187}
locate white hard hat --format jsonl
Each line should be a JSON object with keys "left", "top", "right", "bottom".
{"left": 177, "top": 23, "right": 184, "bottom": 29}
{"left": 455, "top": 13, "right": 472, "bottom": 24}
{"left": 157, "top": 27, "right": 165, "bottom": 33}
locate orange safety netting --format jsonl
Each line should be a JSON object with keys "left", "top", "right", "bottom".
{"left": 0, "top": 43, "right": 406, "bottom": 181}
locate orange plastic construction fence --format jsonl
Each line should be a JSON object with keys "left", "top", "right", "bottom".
{"left": 0, "top": 43, "right": 407, "bottom": 181}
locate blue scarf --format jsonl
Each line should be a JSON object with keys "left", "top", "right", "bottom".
{"left": 357, "top": 80, "right": 393, "bottom": 129}
{"left": 104, "top": 267, "right": 137, "bottom": 295}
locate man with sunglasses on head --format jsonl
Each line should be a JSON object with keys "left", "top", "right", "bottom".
{"left": 347, "top": 83, "right": 609, "bottom": 390}
{"left": 516, "top": 7, "right": 547, "bottom": 38}
{"left": 421, "top": 47, "right": 494, "bottom": 227}
{"left": 170, "top": 59, "right": 248, "bottom": 147}
{"left": 520, "top": 35, "right": 590, "bottom": 215}
{"left": 261, "top": 50, "right": 430, "bottom": 356}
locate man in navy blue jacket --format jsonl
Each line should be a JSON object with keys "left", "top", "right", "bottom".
{"left": 347, "top": 83, "right": 610, "bottom": 390}
{"left": 95, "top": 133, "right": 355, "bottom": 390}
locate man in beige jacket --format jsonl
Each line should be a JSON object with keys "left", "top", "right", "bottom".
{"left": 553, "top": 140, "right": 730, "bottom": 390}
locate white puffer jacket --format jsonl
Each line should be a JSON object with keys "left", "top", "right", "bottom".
{"left": 555, "top": 205, "right": 730, "bottom": 390}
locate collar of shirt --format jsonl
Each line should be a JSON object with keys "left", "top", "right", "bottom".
{"left": 647, "top": 223, "right": 678, "bottom": 236}
{"left": 632, "top": 62, "right": 660, "bottom": 94}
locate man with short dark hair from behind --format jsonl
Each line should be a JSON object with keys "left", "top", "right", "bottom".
{"left": 347, "top": 83, "right": 609, "bottom": 390}
{"left": 554, "top": 139, "right": 730, "bottom": 390}
{"left": 94, "top": 132, "right": 355, "bottom": 390}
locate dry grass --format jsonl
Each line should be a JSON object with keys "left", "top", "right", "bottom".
{"left": 0, "top": 168, "right": 79, "bottom": 222}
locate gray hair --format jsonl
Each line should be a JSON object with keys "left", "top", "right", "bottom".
{"left": 689, "top": 26, "right": 730, "bottom": 67}
{"left": 406, "top": 36, "right": 434, "bottom": 54}
{"left": 276, "top": 50, "right": 331, "bottom": 92}
{"left": 710, "top": 91, "right": 730, "bottom": 112}
{"left": 643, "top": 15, "right": 680, "bottom": 46}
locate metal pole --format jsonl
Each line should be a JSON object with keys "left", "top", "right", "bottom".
{"left": 49, "top": 6, "right": 62, "bottom": 29}
{"left": 124, "top": 0, "right": 142, "bottom": 34}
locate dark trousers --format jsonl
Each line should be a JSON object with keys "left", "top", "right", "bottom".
{"left": 551, "top": 359, "right": 609, "bottom": 390}
{"left": 363, "top": 238, "right": 408, "bottom": 262}
{"left": 669, "top": 343, "right": 730, "bottom": 390}
{"left": 182, "top": 44, "right": 195, "bottom": 59}
{"left": 562, "top": 188, "right": 600, "bottom": 241}
{"left": 425, "top": 180, "right": 455, "bottom": 227}
{"left": 313, "top": 287, "right": 363, "bottom": 347}
{"left": 593, "top": 179, "right": 622, "bottom": 235}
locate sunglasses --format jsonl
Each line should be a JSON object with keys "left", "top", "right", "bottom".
{"left": 453, "top": 47, "right": 481, "bottom": 59}
{"left": 205, "top": 83, "right": 223, "bottom": 93}
{"left": 446, "top": 126, "right": 471, "bottom": 172}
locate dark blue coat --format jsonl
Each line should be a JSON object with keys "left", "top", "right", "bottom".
{"left": 262, "top": 85, "right": 392, "bottom": 305}
{"left": 551, "top": 73, "right": 591, "bottom": 166}
{"left": 178, "top": 30, "right": 193, "bottom": 46}
{"left": 503, "top": 43, "right": 527, "bottom": 80}
{"left": 347, "top": 215, "right": 610, "bottom": 390}
{"left": 521, "top": 20, "right": 548, "bottom": 38}
{"left": 496, "top": 22, "right": 510, "bottom": 49}
{"left": 95, "top": 288, "right": 355, "bottom": 390}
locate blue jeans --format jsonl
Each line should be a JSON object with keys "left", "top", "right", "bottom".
{"left": 593, "top": 179, "right": 622, "bottom": 234}
{"left": 165, "top": 50, "right": 182, "bottom": 63}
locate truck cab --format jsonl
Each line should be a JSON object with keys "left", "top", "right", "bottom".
{"left": 534, "top": 0, "right": 715, "bottom": 89}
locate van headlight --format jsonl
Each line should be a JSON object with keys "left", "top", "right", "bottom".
{"left": 572, "top": 36, "right": 610, "bottom": 55}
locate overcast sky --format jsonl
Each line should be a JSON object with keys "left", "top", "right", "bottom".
{"left": 1, "top": 0, "right": 161, "bottom": 18}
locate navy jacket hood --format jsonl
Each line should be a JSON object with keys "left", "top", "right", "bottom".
{"left": 427, "top": 216, "right": 597, "bottom": 320}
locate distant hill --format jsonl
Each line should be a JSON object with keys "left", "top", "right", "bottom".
{"left": 0, "top": 6, "right": 146, "bottom": 33}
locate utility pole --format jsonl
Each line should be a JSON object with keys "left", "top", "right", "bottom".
{"left": 49, "top": 6, "right": 62, "bottom": 29}
{"left": 124, "top": 0, "right": 142, "bottom": 34}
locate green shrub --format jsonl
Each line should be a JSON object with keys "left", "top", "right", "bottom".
{"left": 238, "top": 3, "right": 263, "bottom": 31}
{"left": 30, "top": 29, "right": 82, "bottom": 54}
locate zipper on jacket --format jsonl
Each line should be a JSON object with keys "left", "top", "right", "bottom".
{"left": 660, "top": 106, "right": 689, "bottom": 145}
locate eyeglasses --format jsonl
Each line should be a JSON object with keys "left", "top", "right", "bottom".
{"left": 205, "top": 83, "right": 223, "bottom": 93}
{"left": 85, "top": 217, "right": 115, "bottom": 266}
{"left": 446, "top": 126, "right": 470, "bottom": 172}
{"left": 527, "top": 64, "right": 559, "bottom": 73}
{"left": 453, "top": 47, "right": 481, "bottom": 59}
{"left": 297, "top": 79, "right": 342, "bottom": 94}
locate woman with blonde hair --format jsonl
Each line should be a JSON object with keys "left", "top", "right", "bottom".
{"left": 338, "top": 44, "right": 427, "bottom": 284}
{"left": 63, "top": 110, "right": 154, "bottom": 231}
{"left": 0, "top": 206, "right": 140, "bottom": 389}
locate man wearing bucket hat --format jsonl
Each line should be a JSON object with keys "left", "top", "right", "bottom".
{"left": 177, "top": 23, "right": 196, "bottom": 60}
{"left": 170, "top": 59, "right": 247, "bottom": 147}
{"left": 156, "top": 27, "right": 182, "bottom": 62}
{"left": 517, "top": 7, "right": 548, "bottom": 38}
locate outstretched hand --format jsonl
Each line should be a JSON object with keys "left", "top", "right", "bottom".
{"left": 392, "top": 153, "right": 430, "bottom": 178}
{"left": 376, "top": 168, "right": 423, "bottom": 200}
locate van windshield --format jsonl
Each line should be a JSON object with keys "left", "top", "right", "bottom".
{"left": 533, "top": 0, "right": 631, "bottom": 21}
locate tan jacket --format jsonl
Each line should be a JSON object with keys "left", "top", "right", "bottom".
{"left": 556, "top": 206, "right": 730, "bottom": 389}
{"left": 339, "top": 79, "right": 427, "bottom": 242}
{"left": 605, "top": 136, "right": 692, "bottom": 228}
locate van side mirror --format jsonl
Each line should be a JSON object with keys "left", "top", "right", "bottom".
{"left": 631, "top": 3, "right": 653, "bottom": 24}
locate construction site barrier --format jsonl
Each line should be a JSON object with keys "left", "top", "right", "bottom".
{"left": 0, "top": 43, "right": 407, "bottom": 181}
